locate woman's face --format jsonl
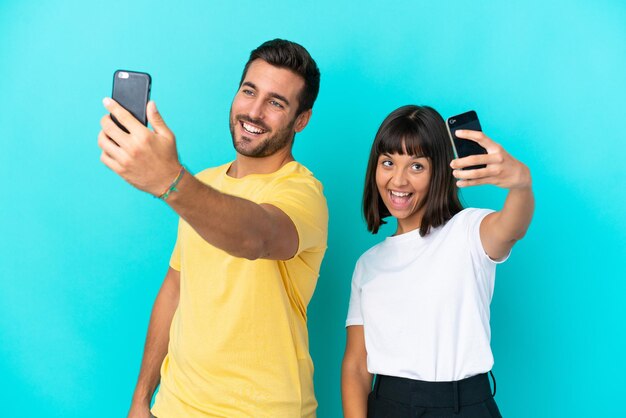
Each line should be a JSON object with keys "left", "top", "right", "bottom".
{"left": 375, "top": 151, "right": 431, "bottom": 235}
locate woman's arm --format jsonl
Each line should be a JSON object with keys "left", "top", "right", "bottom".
{"left": 451, "top": 130, "right": 535, "bottom": 260}
{"left": 342, "top": 325, "right": 373, "bottom": 418}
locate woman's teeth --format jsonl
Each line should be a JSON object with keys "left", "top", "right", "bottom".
{"left": 390, "top": 191, "right": 411, "bottom": 197}
{"left": 389, "top": 190, "right": 413, "bottom": 207}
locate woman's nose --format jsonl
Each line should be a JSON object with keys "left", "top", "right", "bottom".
{"left": 390, "top": 169, "right": 408, "bottom": 187}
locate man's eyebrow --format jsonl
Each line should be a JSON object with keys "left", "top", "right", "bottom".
{"left": 242, "top": 81, "right": 290, "bottom": 107}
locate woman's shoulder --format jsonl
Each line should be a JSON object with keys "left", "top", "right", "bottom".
{"left": 356, "top": 240, "right": 386, "bottom": 262}
{"left": 447, "top": 207, "right": 495, "bottom": 228}
{"left": 352, "top": 237, "right": 394, "bottom": 272}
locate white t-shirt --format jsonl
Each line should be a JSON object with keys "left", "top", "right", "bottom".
{"left": 346, "top": 208, "right": 508, "bottom": 382}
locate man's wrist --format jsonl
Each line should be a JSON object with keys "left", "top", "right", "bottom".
{"left": 156, "top": 165, "right": 186, "bottom": 200}
{"left": 131, "top": 380, "right": 157, "bottom": 403}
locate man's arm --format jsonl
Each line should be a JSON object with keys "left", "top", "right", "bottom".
{"left": 341, "top": 325, "right": 373, "bottom": 418}
{"left": 164, "top": 175, "right": 299, "bottom": 260}
{"left": 97, "top": 99, "right": 299, "bottom": 261}
{"left": 127, "top": 267, "right": 180, "bottom": 418}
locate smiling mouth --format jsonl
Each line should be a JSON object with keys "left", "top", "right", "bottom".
{"left": 240, "top": 121, "right": 268, "bottom": 135}
{"left": 388, "top": 190, "right": 414, "bottom": 208}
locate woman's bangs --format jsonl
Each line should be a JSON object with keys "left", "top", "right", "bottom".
{"left": 377, "top": 122, "right": 427, "bottom": 158}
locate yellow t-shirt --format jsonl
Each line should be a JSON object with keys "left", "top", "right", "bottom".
{"left": 151, "top": 161, "right": 328, "bottom": 418}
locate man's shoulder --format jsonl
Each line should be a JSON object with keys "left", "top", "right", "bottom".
{"left": 266, "top": 162, "right": 328, "bottom": 221}
{"left": 195, "top": 162, "right": 232, "bottom": 181}
{"left": 277, "top": 161, "right": 313, "bottom": 176}
{"left": 273, "top": 161, "right": 323, "bottom": 189}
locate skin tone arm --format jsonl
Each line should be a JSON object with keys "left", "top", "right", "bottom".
{"left": 450, "top": 130, "right": 535, "bottom": 260}
{"left": 97, "top": 99, "right": 299, "bottom": 260}
{"left": 162, "top": 172, "right": 298, "bottom": 260}
{"left": 341, "top": 325, "right": 373, "bottom": 418}
{"left": 127, "top": 267, "right": 180, "bottom": 418}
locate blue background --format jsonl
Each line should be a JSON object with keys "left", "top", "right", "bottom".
{"left": 1, "top": 0, "right": 625, "bottom": 416}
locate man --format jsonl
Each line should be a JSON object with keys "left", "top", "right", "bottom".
{"left": 97, "top": 39, "right": 328, "bottom": 418}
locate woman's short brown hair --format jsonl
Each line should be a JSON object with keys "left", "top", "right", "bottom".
{"left": 363, "top": 105, "right": 463, "bottom": 236}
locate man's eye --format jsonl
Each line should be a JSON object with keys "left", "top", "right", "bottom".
{"left": 242, "top": 89, "right": 254, "bottom": 96}
{"left": 270, "top": 100, "right": 284, "bottom": 109}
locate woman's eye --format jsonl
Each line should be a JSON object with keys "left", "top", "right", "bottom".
{"left": 411, "top": 163, "right": 424, "bottom": 171}
{"left": 381, "top": 160, "right": 393, "bottom": 167}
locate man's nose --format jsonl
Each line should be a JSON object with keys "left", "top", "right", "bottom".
{"left": 247, "top": 98, "right": 265, "bottom": 121}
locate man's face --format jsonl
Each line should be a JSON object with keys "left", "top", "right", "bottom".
{"left": 229, "top": 59, "right": 308, "bottom": 158}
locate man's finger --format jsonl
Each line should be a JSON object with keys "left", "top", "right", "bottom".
{"left": 103, "top": 97, "right": 144, "bottom": 134}
{"left": 147, "top": 101, "right": 174, "bottom": 139}
{"left": 100, "top": 150, "right": 124, "bottom": 174}
{"left": 100, "top": 114, "right": 131, "bottom": 148}
{"left": 97, "top": 130, "right": 127, "bottom": 161}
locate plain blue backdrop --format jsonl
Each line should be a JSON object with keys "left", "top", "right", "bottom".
{"left": 1, "top": 0, "right": 625, "bottom": 416}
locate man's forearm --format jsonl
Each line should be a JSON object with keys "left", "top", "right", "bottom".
{"left": 130, "top": 268, "right": 180, "bottom": 410}
{"left": 164, "top": 171, "right": 295, "bottom": 260}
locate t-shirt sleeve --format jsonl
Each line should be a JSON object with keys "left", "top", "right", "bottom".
{"left": 346, "top": 260, "right": 364, "bottom": 327}
{"left": 169, "top": 220, "right": 182, "bottom": 271}
{"left": 465, "top": 208, "right": 511, "bottom": 265}
{"left": 262, "top": 175, "right": 328, "bottom": 256}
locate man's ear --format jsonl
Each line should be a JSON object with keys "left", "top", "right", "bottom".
{"left": 294, "top": 109, "right": 312, "bottom": 133}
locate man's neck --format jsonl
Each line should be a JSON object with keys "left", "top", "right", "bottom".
{"left": 227, "top": 148, "right": 295, "bottom": 178}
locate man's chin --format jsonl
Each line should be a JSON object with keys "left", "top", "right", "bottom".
{"left": 235, "top": 142, "right": 267, "bottom": 158}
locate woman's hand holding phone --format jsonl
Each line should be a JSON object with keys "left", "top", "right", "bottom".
{"left": 450, "top": 130, "right": 532, "bottom": 191}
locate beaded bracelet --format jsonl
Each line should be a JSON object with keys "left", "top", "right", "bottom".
{"left": 157, "top": 166, "right": 186, "bottom": 200}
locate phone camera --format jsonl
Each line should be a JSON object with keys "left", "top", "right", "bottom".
{"left": 118, "top": 71, "right": 130, "bottom": 79}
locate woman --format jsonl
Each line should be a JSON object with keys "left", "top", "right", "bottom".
{"left": 341, "top": 105, "right": 534, "bottom": 417}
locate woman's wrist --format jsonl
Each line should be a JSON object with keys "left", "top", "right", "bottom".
{"left": 510, "top": 163, "right": 532, "bottom": 190}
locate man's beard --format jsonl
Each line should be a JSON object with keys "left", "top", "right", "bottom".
{"left": 229, "top": 112, "right": 296, "bottom": 158}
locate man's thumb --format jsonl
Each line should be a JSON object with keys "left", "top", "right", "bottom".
{"left": 147, "top": 101, "right": 173, "bottom": 138}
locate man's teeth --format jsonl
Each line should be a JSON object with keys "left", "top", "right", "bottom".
{"left": 391, "top": 191, "right": 411, "bottom": 197}
{"left": 242, "top": 122, "right": 266, "bottom": 134}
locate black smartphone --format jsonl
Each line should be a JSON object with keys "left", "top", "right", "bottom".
{"left": 111, "top": 70, "right": 152, "bottom": 133}
{"left": 446, "top": 110, "right": 487, "bottom": 170}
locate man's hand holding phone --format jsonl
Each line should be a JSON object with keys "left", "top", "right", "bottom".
{"left": 98, "top": 98, "right": 182, "bottom": 197}
{"left": 449, "top": 130, "right": 531, "bottom": 190}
